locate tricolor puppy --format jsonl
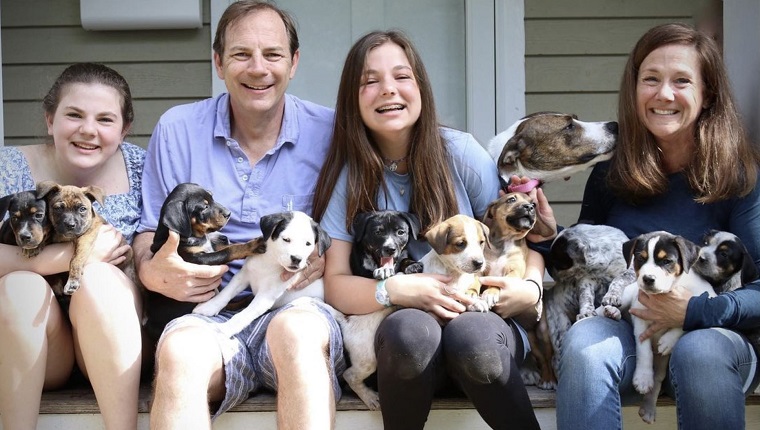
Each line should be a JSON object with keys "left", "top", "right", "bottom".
{"left": 145, "top": 182, "right": 266, "bottom": 340}
{"left": 694, "top": 230, "right": 759, "bottom": 293}
{"left": 421, "top": 214, "right": 490, "bottom": 312}
{"left": 193, "top": 211, "right": 331, "bottom": 336}
{"left": 349, "top": 210, "right": 423, "bottom": 279}
{"left": 599, "top": 231, "right": 716, "bottom": 424}
{"left": 333, "top": 211, "right": 422, "bottom": 410}
{"left": 482, "top": 192, "right": 557, "bottom": 389}
{"left": 37, "top": 181, "right": 135, "bottom": 296}
{"left": 0, "top": 190, "right": 51, "bottom": 258}
{"left": 487, "top": 112, "right": 618, "bottom": 185}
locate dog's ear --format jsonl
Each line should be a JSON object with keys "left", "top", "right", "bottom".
{"left": 83, "top": 186, "right": 106, "bottom": 206}
{"left": 675, "top": 236, "right": 701, "bottom": 273}
{"left": 498, "top": 135, "right": 528, "bottom": 167}
{"left": 311, "top": 219, "right": 332, "bottom": 256}
{"left": 0, "top": 193, "right": 14, "bottom": 220}
{"left": 482, "top": 199, "right": 498, "bottom": 225}
{"left": 621, "top": 237, "right": 639, "bottom": 268}
{"left": 400, "top": 212, "right": 421, "bottom": 240}
{"left": 36, "top": 181, "right": 60, "bottom": 199}
{"left": 161, "top": 200, "right": 193, "bottom": 237}
{"left": 260, "top": 212, "right": 289, "bottom": 241}
{"left": 478, "top": 220, "right": 491, "bottom": 250}
{"left": 738, "top": 242, "right": 760, "bottom": 284}
{"left": 351, "top": 212, "right": 373, "bottom": 244}
{"left": 424, "top": 221, "right": 451, "bottom": 255}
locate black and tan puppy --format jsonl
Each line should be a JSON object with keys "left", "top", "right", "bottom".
{"left": 694, "top": 230, "right": 760, "bottom": 293}
{"left": 145, "top": 182, "right": 265, "bottom": 340}
{"left": 349, "top": 210, "right": 423, "bottom": 279}
{"left": 37, "top": 181, "right": 134, "bottom": 296}
{"left": 0, "top": 190, "right": 52, "bottom": 257}
{"left": 482, "top": 192, "right": 554, "bottom": 389}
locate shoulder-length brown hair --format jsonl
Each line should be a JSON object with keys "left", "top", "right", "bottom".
{"left": 312, "top": 30, "right": 458, "bottom": 232}
{"left": 609, "top": 22, "right": 759, "bottom": 203}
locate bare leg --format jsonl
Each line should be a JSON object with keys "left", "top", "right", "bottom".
{"left": 267, "top": 308, "right": 335, "bottom": 430}
{"left": 0, "top": 271, "right": 74, "bottom": 430}
{"left": 150, "top": 325, "right": 225, "bottom": 430}
{"left": 70, "top": 263, "right": 143, "bottom": 430}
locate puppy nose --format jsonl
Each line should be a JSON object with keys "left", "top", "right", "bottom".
{"left": 642, "top": 274, "right": 655, "bottom": 285}
{"left": 522, "top": 203, "right": 535, "bottom": 212}
{"left": 290, "top": 255, "right": 302, "bottom": 266}
{"left": 19, "top": 231, "right": 32, "bottom": 241}
{"left": 382, "top": 245, "right": 397, "bottom": 256}
{"left": 472, "top": 259, "right": 484, "bottom": 270}
{"left": 606, "top": 121, "right": 619, "bottom": 135}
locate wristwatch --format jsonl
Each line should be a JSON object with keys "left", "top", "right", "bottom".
{"left": 375, "top": 279, "right": 392, "bottom": 307}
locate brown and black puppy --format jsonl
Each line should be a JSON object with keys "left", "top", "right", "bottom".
{"left": 481, "top": 192, "right": 555, "bottom": 389}
{"left": 487, "top": 112, "right": 618, "bottom": 184}
{"left": 145, "top": 182, "right": 265, "bottom": 340}
{"left": 0, "top": 190, "right": 52, "bottom": 257}
{"left": 349, "top": 210, "right": 423, "bottom": 280}
{"left": 37, "top": 181, "right": 134, "bottom": 296}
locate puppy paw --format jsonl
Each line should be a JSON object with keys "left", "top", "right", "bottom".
{"left": 404, "top": 262, "right": 423, "bottom": 274}
{"left": 63, "top": 279, "right": 80, "bottom": 295}
{"left": 466, "top": 298, "right": 490, "bottom": 312}
{"left": 576, "top": 309, "right": 596, "bottom": 321}
{"left": 601, "top": 293, "right": 621, "bottom": 307}
{"left": 657, "top": 332, "right": 681, "bottom": 355}
{"left": 193, "top": 301, "right": 223, "bottom": 317}
{"left": 633, "top": 369, "right": 654, "bottom": 394}
{"left": 638, "top": 405, "right": 656, "bottom": 424}
{"left": 373, "top": 267, "right": 395, "bottom": 280}
{"left": 600, "top": 305, "right": 622, "bottom": 320}
{"left": 480, "top": 288, "right": 499, "bottom": 309}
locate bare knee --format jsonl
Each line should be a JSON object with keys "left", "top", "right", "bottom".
{"left": 0, "top": 271, "right": 52, "bottom": 324}
{"left": 156, "top": 326, "right": 223, "bottom": 383}
{"left": 267, "top": 309, "right": 329, "bottom": 364}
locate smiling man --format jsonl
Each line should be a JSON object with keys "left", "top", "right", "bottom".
{"left": 131, "top": 2, "right": 343, "bottom": 429}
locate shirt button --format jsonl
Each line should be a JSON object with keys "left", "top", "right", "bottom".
{"left": 237, "top": 157, "right": 244, "bottom": 163}
{"left": 226, "top": 140, "right": 232, "bottom": 147}
{"left": 242, "top": 175, "right": 249, "bottom": 181}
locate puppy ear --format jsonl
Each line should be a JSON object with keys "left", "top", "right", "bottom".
{"left": 312, "top": 220, "right": 332, "bottom": 256}
{"left": 621, "top": 238, "right": 638, "bottom": 268}
{"left": 36, "top": 181, "right": 60, "bottom": 199}
{"left": 161, "top": 200, "right": 193, "bottom": 237}
{"left": 675, "top": 236, "right": 700, "bottom": 273}
{"left": 351, "top": 212, "right": 373, "bottom": 244}
{"left": 261, "top": 212, "right": 288, "bottom": 241}
{"left": 478, "top": 220, "right": 492, "bottom": 250}
{"left": 83, "top": 186, "right": 106, "bottom": 206}
{"left": 400, "top": 212, "right": 421, "bottom": 240}
{"left": 482, "top": 199, "right": 498, "bottom": 225}
{"left": 0, "top": 193, "right": 14, "bottom": 220}
{"left": 424, "top": 221, "right": 451, "bottom": 255}
{"left": 739, "top": 243, "right": 760, "bottom": 284}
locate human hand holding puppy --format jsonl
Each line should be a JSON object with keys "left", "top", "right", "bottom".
{"left": 630, "top": 285, "right": 691, "bottom": 341}
{"left": 384, "top": 273, "right": 476, "bottom": 322}
{"left": 87, "top": 224, "right": 131, "bottom": 266}
{"left": 134, "top": 230, "right": 227, "bottom": 303}
{"left": 282, "top": 248, "right": 325, "bottom": 290}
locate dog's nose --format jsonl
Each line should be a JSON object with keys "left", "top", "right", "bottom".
{"left": 522, "top": 203, "right": 535, "bottom": 213}
{"left": 19, "top": 231, "right": 32, "bottom": 241}
{"left": 382, "top": 245, "right": 397, "bottom": 256}
{"left": 606, "top": 121, "right": 619, "bottom": 135}
{"left": 472, "top": 259, "right": 484, "bottom": 270}
{"left": 290, "top": 255, "right": 302, "bottom": 266}
{"left": 642, "top": 274, "right": 655, "bottom": 286}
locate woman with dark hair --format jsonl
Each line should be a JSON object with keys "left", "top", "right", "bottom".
{"left": 314, "top": 30, "right": 542, "bottom": 430}
{"left": 0, "top": 63, "right": 145, "bottom": 430}
{"left": 543, "top": 23, "right": 760, "bottom": 430}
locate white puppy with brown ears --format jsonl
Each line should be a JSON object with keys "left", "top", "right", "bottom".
{"left": 193, "top": 211, "right": 331, "bottom": 336}
{"left": 421, "top": 214, "right": 490, "bottom": 312}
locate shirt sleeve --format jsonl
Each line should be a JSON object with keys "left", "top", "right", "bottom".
{"left": 137, "top": 120, "right": 179, "bottom": 233}
{"left": 684, "top": 281, "right": 760, "bottom": 331}
{"left": 319, "top": 168, "right": 353, "bottom": 242}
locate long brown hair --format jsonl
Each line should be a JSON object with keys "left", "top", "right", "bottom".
{"left": 609, "top": 22, "right": 759, "bottom": 203}
{"left": 312, "top": 30, "right": 458, "bottom": 232}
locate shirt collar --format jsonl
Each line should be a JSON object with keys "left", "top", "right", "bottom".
{"left": 212, "top": 93, "right": 299, "bottom": 150}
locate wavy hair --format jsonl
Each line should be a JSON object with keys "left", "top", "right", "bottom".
{"left": 312, "top": 30, "right": 458, "bottom": 232}
{"left": 609, "top": 22, "right": 759, "bottom": 203}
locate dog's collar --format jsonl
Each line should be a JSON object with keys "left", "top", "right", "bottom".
{"left": 507, "top": 178, "right": 541, "bottom": 194}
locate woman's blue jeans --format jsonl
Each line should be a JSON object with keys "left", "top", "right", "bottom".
{"left": 556, "top": 316, "right": 759, "bottom": 430}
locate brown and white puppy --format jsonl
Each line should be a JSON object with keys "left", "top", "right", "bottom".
{"left": 487, "top": 112, "right": 618, "bottom": 184}
{"left": 145, "top": 183, "right": 266, "bottom": 340}
{"left": 0, "top": 190, "right": 52, "bottom": 258}
{"left": 599, "top": 232, "right": 716, "bottom": 424}
{"left": 193, "top": 211, "right": 331, "bottom": 336}
{"left": 482, "top": 192, "right": 555, "bottom": 389}
{"left": 37, "top": 181, "right": 134, "bottom": 296}
{"left": 421, "top": 214, "right": 490, "bottom": 312}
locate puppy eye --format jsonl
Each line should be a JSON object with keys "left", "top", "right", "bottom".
{"left": 34, "top": 213, "right": 45, "bottom": 221}
{"left": 456, "top": 240, "right": 467, "bottom": 250}
{"left": 11, "top": 215, "right": 18, "bottom": 222}
{"left": 396, "top": 229, "right": 406, "bottom": 236}
{"left": 563, "top": 122, "right": 575, "bottom": 131}
{"left": 305, "top": 241, "right": 312, "bottom": 246}
{"left": 78, "top": 206, "right": 88, "bottom": 214}
{"left": 507, "top": 196, "right": 516, "bottom": 203}
{"left": 282, "top": 237, "right": 291, "bottom": 243}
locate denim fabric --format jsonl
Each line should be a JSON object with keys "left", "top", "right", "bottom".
{"left": 556, "top": 316, "right": 759, "bottom": 430}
